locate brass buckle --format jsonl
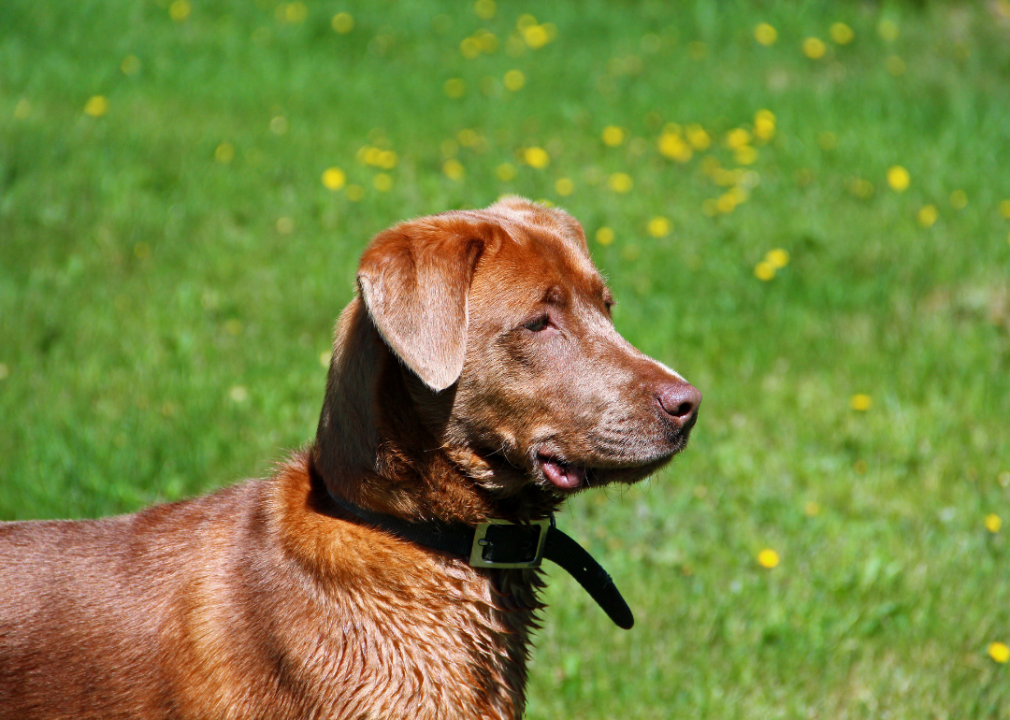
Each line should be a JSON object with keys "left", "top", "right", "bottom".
{"left": 469, "top": 518, "right": 551, "bottom": 569}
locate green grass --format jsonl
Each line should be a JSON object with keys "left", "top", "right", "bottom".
{"left": 3, "top": 0, "right": 1010, "bottom": 716}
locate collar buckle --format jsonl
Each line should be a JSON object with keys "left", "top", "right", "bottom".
{"left": 469, "top": 518, "right": 552, "bottom": 569}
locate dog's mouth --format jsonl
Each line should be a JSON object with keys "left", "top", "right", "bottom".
{"left": 537, "top": 453, "right": 589, "bottom": 490}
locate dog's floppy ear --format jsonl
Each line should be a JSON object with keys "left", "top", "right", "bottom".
{"left": 356, "top": 216, "right": 491, "bottom": 392}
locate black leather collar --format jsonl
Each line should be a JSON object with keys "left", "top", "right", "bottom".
{"left": 330, "top": 495, "right": 634, "bottom": 630}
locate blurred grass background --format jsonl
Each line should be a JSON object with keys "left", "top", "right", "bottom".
{"left": 3, "top": 0, "right": 1010, "bottom": 716}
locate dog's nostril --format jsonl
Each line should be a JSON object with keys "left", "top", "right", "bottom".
{"left": 657, "top": 382, "right": 702, "bottom": 423}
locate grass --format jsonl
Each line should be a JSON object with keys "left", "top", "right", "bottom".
{"left": 3, "top": 0, "right": 1010, "bottom": 716}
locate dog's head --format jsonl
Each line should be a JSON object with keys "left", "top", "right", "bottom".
{"left": 329, "top": 197, "right": 699, "bottom": 505}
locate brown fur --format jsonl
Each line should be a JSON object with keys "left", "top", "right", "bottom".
{"left": 0, "top": 197, "right": 700, "bottom": 719}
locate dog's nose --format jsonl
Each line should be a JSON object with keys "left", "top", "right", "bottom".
{"left": 657, "top": 381, "right": 702, "bottom": 427}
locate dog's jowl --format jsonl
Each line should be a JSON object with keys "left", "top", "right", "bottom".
{"left": 0, "top": 197, "right": 700, "bottom": 720}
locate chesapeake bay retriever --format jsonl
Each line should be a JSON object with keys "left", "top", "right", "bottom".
{"left": 0, "top": 197, "right": 700, "bottom": 719}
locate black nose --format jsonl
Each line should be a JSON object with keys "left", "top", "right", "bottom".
{"left": 657, "top": 382, "right": 702, "bottom": 428}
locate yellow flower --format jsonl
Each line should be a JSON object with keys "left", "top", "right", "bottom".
{"left": 999, "top": 199, "right": 1010, "bottom": 219}
{"left": 555, "top": 177, "right": 574, "bottom": 196}
{"left": 754, "top": 23, "right": 778, "bottom": 46}
{"left": 460, "top": 37, "right": 481, "bottom": 59}
{"left": 121, "top": 55, "right": 141, "bottom": 76}
{"left": 766, "top": 249, "right": 789, "bottom": 268}
{"left": 523, "top": 146, "right": 550, "bottom": 169}
{"left": 830, "top": 22, "right": 854, "bottom": 45}
{"left": 658, "top": 132, "right": 692, "bottom": 163}
{"left": 522, "top": 24, "right": 550, "bottom": 49}
{"left": 474, "top": 0, "right": 496, "bottom": 20}
{"left": 917, "top": 204, "right": 938, "bottom": 228}
{"left": 373, "top": 173, "right": 392, "bottom": 192}
{"left": 444, "top": 78, "right": 466, "bottom": 99}
{"left": 495, "top": 162, "right": 517, "bottom": 181}
{"left": 322, "top": 167, "right": 346, "bottom": 190}
{"left": 877, "top": 19, "right": 899, "bottom": 42}
{"left": 282, "top": 2, "right": 308, "bottom": 23}
{"left": 887, "top": 166, "right": 910, "bottom": 192}
{"left": 647, "top": 217, "right": 670, "bottom": 238}
{"left": 850, "top": 394, "right": 872, "bottom": 411}
{"left": 83, "top": 95, "right": 109, "bottom": 117}
{"left": 215, "top": 143, "right": 235, "bottom": 164}
{"left": 685, "top": 124, "right": 711, "bottom": 150}
{"left": 596, "top": 227, "right": 615, "bottom": 245}
{"left": 734, "top": 145, "right": 758, "bottom": 165}
{"left": 376, "top": 150, "right": 398, "bottom": 170}
{"left": 989, "top": 642, "right": 1010, "bottom": 664}
{"left": 985, "top": 513, "right": 1002, "bottom": 533}
{"left": 169, "top": 0, "right": 191, "bottom": 22}
{"left": 803, "top": 37, "right": 827, "bottom": 59}
{"left": 726, "top": 128, "right": 752, "bottom": 149}
{"left": 442, "top": 159, "right": 464, "bottom": 181}
{"left": 757, "top": 549, "right": 780, "bottom": 569}
{"left": 950, "top": 190, "right": 967, "bottom": 209}
{"left": 754, "top": 261, "right": 776, "bottom": 281}
{"left": 331, "top": 12, "right": 354, "bottom": 34}
{"left": 503, "top": 70, "right": 525, "bottom": 91}
{"left": 754, "top": 110, "right": 775, "bottom": 141}
{"left": 608, "top": 172, "right": 633, "bottom": 193}
{"left": 602, "top": 126, "right": 625, "bottom": 147}
{"left": 345, "top": 184, "right": 364, "bottom": 202}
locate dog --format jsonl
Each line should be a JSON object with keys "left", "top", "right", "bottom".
{"left": 0, "top": 197, "right": 700, "bottom": 719}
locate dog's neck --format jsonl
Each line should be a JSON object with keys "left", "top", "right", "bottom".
{"left": 313, "top": 297, "right": 560, "bottom": 526}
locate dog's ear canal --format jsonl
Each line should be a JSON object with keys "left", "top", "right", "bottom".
{"left": 357, "top": 223, "right": 487, "bottom": 392}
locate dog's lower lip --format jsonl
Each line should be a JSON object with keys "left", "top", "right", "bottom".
{"left": 537, "top": 454, "right": 587, "bottom": 490}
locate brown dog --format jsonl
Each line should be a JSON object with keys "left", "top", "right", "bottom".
{"left": 0, "top": 197, "right": 700, "bottom": 719}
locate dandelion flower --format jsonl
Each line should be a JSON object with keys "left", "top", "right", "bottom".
{"left": 754, "top": 261, "right": 776, "bottom": 281}
{"left": 332, "top": 13, "right": 354, "bottom": 34}
{"left": 999, "top": 200, "right": 1010, "bottom": 219}
{"left": 474, "top": 0, "right": 496, "bottom": 20}
{"left": 442, "top": 159, "right": 464, "bottom": 181}
{"left": 460, "top": 37, "right": 482, "bottom": 59}
{"left": 726, "top": 128, "right": 752, "bottom": 149}
{"left": 754, "top": 23, "right": 778, "bottom": 46}
{"left": 322, "top": 167, "right": 346, "bottom": 190}
{"left": 734, "top": 145, "right": 758, "bottom": 165}
{"left": 685, "top": 124, "right": 711, "bottom": 150}
{"left": 496, "top": 162, "right": 517, "bottom": 181}
{"left": 766, "top": 249, "right": 790, "bottom": 268}
{"left": 121, "top": 55, "right": 141, "bottom": 76}
{"left": 555, "top": 177, "right": 574, "bottom": 196}
{"left": 647, "top": 216, "right": 670, "bottom": 238}
{"left": 851, "top": 394, "right": 872, "bottom": 411}
{"left": 523, "top": 147, "right": 550, "bottom": 169}
{"left": 757, "top": 549, "right": 780, "bottom": 569}
{"left": 602, "top": 126, "right": 625, "bottom": 147}
{"left": 215, "top": 143, "right": 235, "bottom": 164}
{"left": 444, "top": 78, "right": 466, "bottom": 99}
{"left": 376, "top": 150, "right": 398, "bottom": 170}
{"left": 986, "top": 514, "right": 1002, "bottom": 533}
{"left": 754, "top": 110, "right": 775, "bottom": 141}
{"left": 608, "top": 173, "right": 633, "bottom": 193}
{"left": 803, "top": 37, "right": 827, "bottom": 59}
{"left": 596, "top": 227, "right": 615, "bottom": 246}
{"left": 522, "top": 24, "right": 550, "bottom": 49}
{"left": 989, "top": 642, "right": 1010, "bottom": 664}
{"left": 373, "top": 173, "right": 392, "bottom": 192}
{"left": 917, "top": 204, "right": 938, "bottom": 228}
{"left": 877, "top": 19, "right": 899, "bottom": 42}
{"left": 887, "top": 166, "right": 910, "bottom": 192}
{"left": 950, "top": 190, "right": 967, "bottom": 209}
{"left": 658, "top": 132, "right": 692, "bottom": 163}
{"left": 169, "top": 0, "right": 191, "bottom": 22}
{"left": 830, "top": 22, "right": 854, "bottom": 45}
{"left": 283, "top": 3, "right": 308, "bottom": 23}
{"left": 84, "top": 95, "right": 109, "bottom": 118}
{"left": 503, "top": 70, "right": 525, "bottom": 91}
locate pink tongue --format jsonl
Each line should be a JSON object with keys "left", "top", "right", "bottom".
{"left": 541, "top": 459, "right": 587, "bottom": 490}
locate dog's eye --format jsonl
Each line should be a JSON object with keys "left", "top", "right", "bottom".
{"left": 524, "top": 315, "right": 549, "bottom": 332}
